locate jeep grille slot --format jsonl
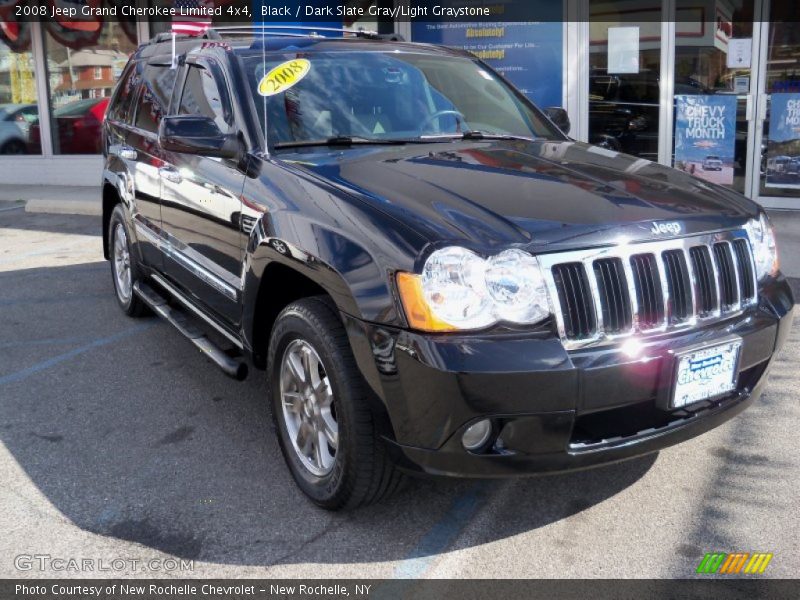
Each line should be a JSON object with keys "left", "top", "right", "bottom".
{"left": 732, "top": 239, "right": 756, "bottom": 302}
{"left": 541, "top": 228, "right": 758, "bottom": 347}
{"left": 662, "top": 249, "right": 693, "bottom": 323}
{"left": 593, "top": 258, "right": 632, "bottom": 334}
{"left": 713, "top": 242, "right": 739, "bottom": 310}
{"left": 689, "top": 246, "right": 718, "bottom": 315}
{"left": 551, "top": 263, "right": 596, "bottom": 339}
{"left": 630, "top": 253, "right": 664, "bottom": 329}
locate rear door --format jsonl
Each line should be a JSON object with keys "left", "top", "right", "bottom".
{"left": 125, "top": 60, "right": 179, "bottom": 268}
{"left": 159, "top": 57, "right": 245, "bottom": 325}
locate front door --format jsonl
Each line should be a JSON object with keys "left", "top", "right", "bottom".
{"left": 750, "top": 1, "right": 800, "bottom": 208}
{"left": 159, "top": 59, "right": 245, "bottom": 325}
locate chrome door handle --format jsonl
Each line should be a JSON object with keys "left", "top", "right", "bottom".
{"left": 159, "top": 166, "right": 182, "bottom": 184}
{"left": 118, "top": 145, "right": 137, "bottom": 160}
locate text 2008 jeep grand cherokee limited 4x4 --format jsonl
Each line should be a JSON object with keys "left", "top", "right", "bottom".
{"left": 101, "top": 29, "right": 794, "bottom": 510}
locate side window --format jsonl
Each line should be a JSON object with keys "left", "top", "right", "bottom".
{"left": 178, "top": 64, "right": 231, "bottom": 133}
{"left": 20, "top": 106, "right": 38, "bottom": 123}
{"left": 107, "top": 62, "right": 139, "bottom": 125}
{"left": 134, "top": 64, "right": 177, "bottom": 134}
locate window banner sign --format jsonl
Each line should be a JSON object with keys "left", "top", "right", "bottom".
{"left": 765, "top": 93, "right": 800, "bottom": 189}
{"left": 674, "top": 95, "right": 737, "bottom": 186}
{"left": 410, "top": 0, "right": 564, "bottom": 109}
{"left": 607, "top": 26, "right": 639, "bottom": 74}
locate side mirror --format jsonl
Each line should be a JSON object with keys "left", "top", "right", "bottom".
{"left": 544, "top": 107, "right": 571, "bottom": 135}
{"left": 159, "top": 115, "right": 238, "bottom": 159}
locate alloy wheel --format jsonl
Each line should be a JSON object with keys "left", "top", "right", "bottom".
{"left": 112, "top": 223, "right": 132, "bottom": 303}
{"left": 280, "top": 339, "right": 339, "bottom": 477}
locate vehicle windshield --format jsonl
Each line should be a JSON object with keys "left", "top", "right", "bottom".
{"left": 240, "top": 51, "right": 562, "bottom": 148}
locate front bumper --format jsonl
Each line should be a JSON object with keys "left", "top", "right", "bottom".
{"left": 344, "top": 277, "right": 795, "bottom": 478}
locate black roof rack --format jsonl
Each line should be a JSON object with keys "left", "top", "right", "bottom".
{"left": 149, "top": 30, "right": 221, "bottom": 45}
{"left": 146, "top": 25, "right": 403, "bottom": 46}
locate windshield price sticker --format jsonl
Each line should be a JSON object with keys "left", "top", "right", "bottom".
{"left": 258, "top": 59, "right": 311, "bottom": 97}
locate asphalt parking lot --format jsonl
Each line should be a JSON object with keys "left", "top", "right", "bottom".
{"left": 1, "top": 202, "right": 798, "bottom": 579}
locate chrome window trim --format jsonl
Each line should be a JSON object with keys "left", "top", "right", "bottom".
{"left": 539, "top": 227, "right": 759, "bottom": 350}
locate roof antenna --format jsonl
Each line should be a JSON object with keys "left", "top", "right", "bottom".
{"left": 262, "top": 24, "right": 269, "bottom": 157}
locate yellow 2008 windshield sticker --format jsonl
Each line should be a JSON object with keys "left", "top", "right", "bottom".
{"left": 258, "top": 59, "right": 311, "bottom": 97}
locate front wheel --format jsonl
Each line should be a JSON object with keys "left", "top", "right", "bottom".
{"left": 267, "top": 296, "right": 402, "bottom": 510}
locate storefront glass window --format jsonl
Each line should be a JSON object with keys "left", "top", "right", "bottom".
{"left": 41, "top": 21, "right": 137, "bottom": 155}
{"left": 589, "top": 3, "right": 662, "bottom": 161}
{"left": 410, "top": 7, "right": 564, "bottom": 110}
{"left": 0, "top": 23, "right": 40, "bottom": 154}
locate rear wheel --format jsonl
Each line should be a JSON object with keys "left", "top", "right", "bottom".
{"left": 267, "top": 296, "right": 402, "bottom": 510}
{"left": 108, "top": 204, "right": 148, "bottom": 317}
{"left": 0, "top": 140, "right": 25, "bottom": 154}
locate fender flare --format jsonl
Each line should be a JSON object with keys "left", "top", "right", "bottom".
{"left": 240, "top": 213, "right": 408, "bottom": 403}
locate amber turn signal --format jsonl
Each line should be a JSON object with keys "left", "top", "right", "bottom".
{"left": 396, "top": 272, "right": 458, "bottom": 332}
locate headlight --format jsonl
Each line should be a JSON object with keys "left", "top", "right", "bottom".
{"left": 748, "top": 213, "right": 779, "bottom": 280}
{"left": 396, "top": 247, "right": 551, "bottom": 332}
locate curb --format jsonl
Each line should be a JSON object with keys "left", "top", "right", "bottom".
{"left": 25, "top": 199, "right": 100, "bottom": 217}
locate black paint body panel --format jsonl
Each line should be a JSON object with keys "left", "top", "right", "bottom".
{"left": 101, "top": 36, "right": 795, "bottom": 479}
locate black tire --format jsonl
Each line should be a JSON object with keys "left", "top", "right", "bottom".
{"left": 108, "top": 204, "right": 148, "bottom": 318}
{"left": 267, "top": 296, "right": 402, "bottom": 510}
{"left": 0, "top": 140, "right": 26, "bottom": 154}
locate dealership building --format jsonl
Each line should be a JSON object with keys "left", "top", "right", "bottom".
{"left": 1, "top": 0, "right": 799, "bottom": 209}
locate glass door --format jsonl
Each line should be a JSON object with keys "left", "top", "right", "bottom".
{"left": 672, "top": 0, "right": 757, "bottom": 196}
{"left": 588, "top": 3, "right": 663, "bottom": 161}
{"left": 753, "top": 1, "right": 800, "bottom": 207}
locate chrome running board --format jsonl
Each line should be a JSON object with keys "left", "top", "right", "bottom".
{"left": 133, "top": 281, "right": 248, "bottom": 381}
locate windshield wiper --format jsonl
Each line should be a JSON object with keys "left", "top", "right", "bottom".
{"left": 273, "top": 133, "right": 542, "bottom": 150}
{"left": 274, "top": 136, "right": 420, "bottom": 150}
{"left": 420, "top": 131, "right": 541, "bottom": 142}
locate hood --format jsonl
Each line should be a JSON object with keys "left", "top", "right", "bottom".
{"left": 282, "top": 139, "right": 758, "bottom": 252}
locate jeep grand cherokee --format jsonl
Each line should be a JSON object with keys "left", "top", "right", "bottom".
{"left": 101, "top": 28, "right": 794, "bottom": 509}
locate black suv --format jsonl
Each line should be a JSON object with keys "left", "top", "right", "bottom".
{"left": 102, "top": 29, "right": 794, "bottom": 510}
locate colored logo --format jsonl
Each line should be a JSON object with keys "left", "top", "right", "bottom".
{"left": 696, "top": 552, "right": 773, "bottom": 574}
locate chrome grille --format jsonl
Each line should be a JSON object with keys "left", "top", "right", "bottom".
{"left": 689, "top": 246, "right": 717, "bottom": 315}
{"left": 593, "top": 258, "right": 632, "bottom": 333}
{"left": 733, "top": 239, "right": 756, "bottom": 300}
{"left": 662, "top": 249, "right": 693, "bottom": 323}
{"left": 551, "top": 263, "right": 596, "bottom": 339}
{"left": 540, "top": 228, "right": 758, "bottom": 348}
{"left": 713, "top": 242, "right": 739, "bottom": 310}
{"left": 629, "top": 253, "right": 665, "bottom": 329}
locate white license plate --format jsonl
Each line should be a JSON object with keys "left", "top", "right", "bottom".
{"left": 672, "top": 340, "right": 742, "bottom": 408}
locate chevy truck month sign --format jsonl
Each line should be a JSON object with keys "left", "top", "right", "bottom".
{"left": 674, "top": 94, "right": 737, "bottom": 186}
{"left": 766, "top": 93, "right": 800, "bottom": 189}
